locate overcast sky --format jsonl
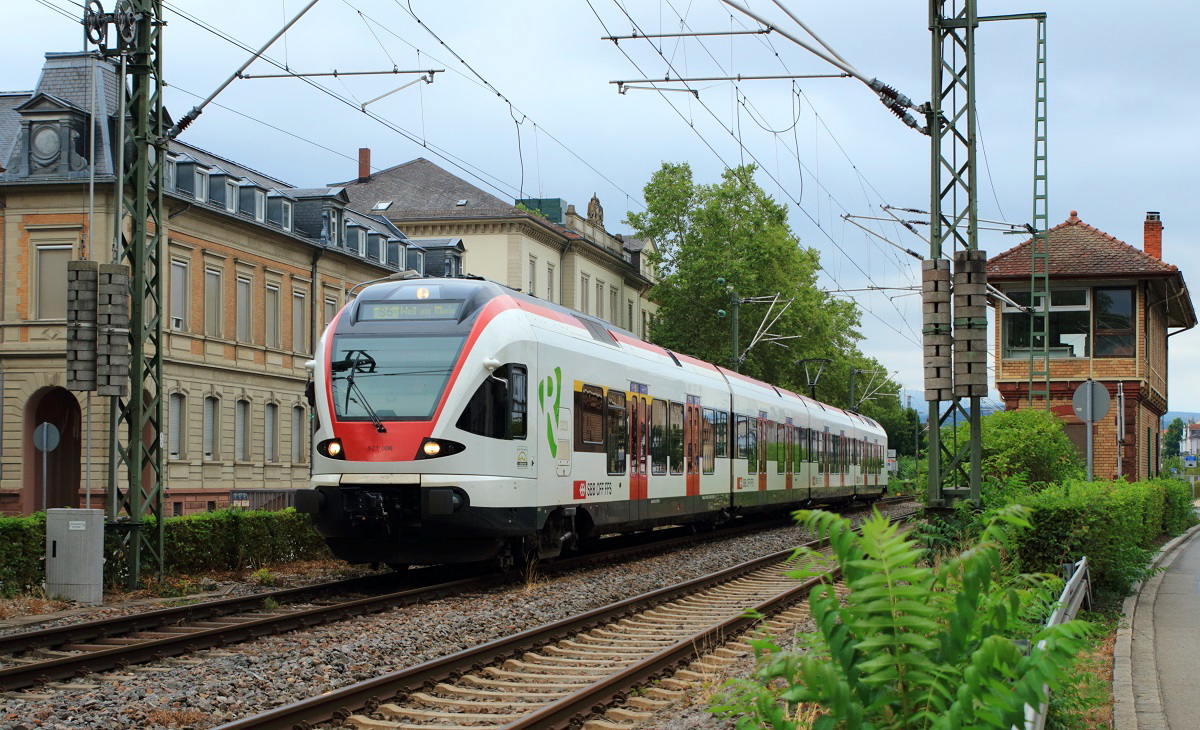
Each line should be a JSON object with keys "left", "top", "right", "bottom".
{"left": 8, "top": 1, "right": 1200, "bottom": 413}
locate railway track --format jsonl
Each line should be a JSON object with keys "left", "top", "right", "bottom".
{"left": 210, "top": 538, "right": 845, "bottom": 729}
{"left": 0, "top": 497, "right": 913, "bottom": 698}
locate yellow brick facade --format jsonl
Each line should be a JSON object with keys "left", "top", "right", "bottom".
{"left": 0, "top": 185, "right": 392, "bottom": 516}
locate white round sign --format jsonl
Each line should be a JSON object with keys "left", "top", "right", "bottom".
{"left": 33, "top": 422, "right": 60, "bottom": 452}
{"left": 1071, "top": 382, "right": 1110, "bottom": 422}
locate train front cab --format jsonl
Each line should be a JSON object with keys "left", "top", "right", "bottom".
{"left": 301, "top": 282, "right": 546, "bottom": 567}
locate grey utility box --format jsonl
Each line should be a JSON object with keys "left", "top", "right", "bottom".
{"left": 45, "top": 508, "right": 104, "bottom": 604}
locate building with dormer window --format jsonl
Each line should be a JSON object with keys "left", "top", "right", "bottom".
{"left": 0, "top": 51, "right": 430, "bottom": 516}
{"left": 987, "top": 210, "right": 1196, "bottom": 480}
{"left": 334, "top": 152, "right": 658, "bottom": 337}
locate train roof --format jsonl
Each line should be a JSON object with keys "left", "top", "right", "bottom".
{"left": 354, "top": 276, "right": 880, "bottom": 431}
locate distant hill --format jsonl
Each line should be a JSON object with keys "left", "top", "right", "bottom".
{"left": 1163, "top": 412, "right": 1200, "bottom": 426}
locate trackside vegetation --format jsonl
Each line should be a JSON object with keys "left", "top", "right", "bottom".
{"left": 712, "top": 507, "right": 1095, "bottom": 729}
{"left": 713, "top": 409, "right": 1196, "bottom": 727}
{"left": 0, "top": 509, "right": 329, "bottom": 596}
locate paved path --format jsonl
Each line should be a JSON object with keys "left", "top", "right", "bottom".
{"left": 1114, "top": 522, "right": 1200, "bottom": 729}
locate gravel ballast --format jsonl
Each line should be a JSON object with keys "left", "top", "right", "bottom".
{"left": 0, "top": 502, "right": 914, "bottom": 729}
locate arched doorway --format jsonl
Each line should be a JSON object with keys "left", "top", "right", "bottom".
{"left": 24, "top": 387, "right": 82, "bottom": 513}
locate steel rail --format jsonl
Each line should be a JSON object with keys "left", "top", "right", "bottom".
{"left": 208, "top": 540, "right": 831, "bottom": 730}
{"left": 0, "top": 572, "right": 401, "bottom": 656}
{"left": 0, "top": 498, "right": 908, "bottom": 695}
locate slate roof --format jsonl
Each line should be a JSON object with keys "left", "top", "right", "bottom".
{"left": 37, "top": 52, "right": 120, "bottom": 117}
{"left": 987, "top": 211, "right": 1179, "bottom": 280}
{"left": 331, "top": 157, "right": 516, "bottom": 217}
{"left": 0, "top": 92, "right": 32, "bottom": 171}
{"left": 175, "top": 141, "right": 295, "bottom": 191}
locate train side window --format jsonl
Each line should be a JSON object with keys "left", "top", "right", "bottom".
{"left": 785, "top": 425, "right": 793, "bottom": 475}
{"left": 650, "top": 399, "right": 668, "bottom": 474}
{"left": 701, "top": 408, "right": 716, "bottom": 474}
{"left": 817, "top": 431, "right": 825, "bottom": 474}
{"left": 510, "top": 366, "right": 527, "bottom": 439}
{"left": 456, "top": 363, "right": 526, "bottom": 440}
{"left": 606, "top": 390, "right": 627, "bottom": 475}
{"left": 668, "top": 402, "right": 684, "bottom": 475}
{"left": 775, "top": 423, "right": 785, "bottom": 474}
{"left": 735, "top": 415, "right": 749, "bottom": 460}
{"left": 714, "top": 411, "right": 728, "bottom": 458}
{"left": 577, "top": 384, "right": 605, "bottom": 449}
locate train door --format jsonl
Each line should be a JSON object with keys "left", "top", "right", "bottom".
{"left": 685, "top": 398, "right": 701, "bottom": 497}
{"left": 628, "top": 393, "right": 649, "bottom": 520}
{"left": 757, "top": 416, "right": 767, "bottom": 491}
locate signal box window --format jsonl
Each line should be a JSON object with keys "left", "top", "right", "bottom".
{"left": 650, "top": 399, "right": 668, "bottom": 475}
{"left": 457, "top": 364, "right": 528, "bottom": 440}
{"left": 606, "top": 390, "right": 627, "bottom": 475}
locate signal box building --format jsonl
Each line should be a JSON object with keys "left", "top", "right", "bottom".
{"left": 987, "top": 211, "right": 1196, "bottom": 480}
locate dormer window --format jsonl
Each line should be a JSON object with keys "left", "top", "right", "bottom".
{"left": 164, "top": 157, "right": 176, "bottom": 191}
{"left": 254, "top": 190, "right": 266, "bottom": 222}
{"left": 282, "top": 201, "right": 293, "bottom": 232}
{"left": 195, "top": 170, "right": 209, "bottom": 202}
{"left": 329, "top": 208, "right": 341, "bottom": 246}
{"left": 225, "top": 180, "right": 237, "bottom": 213}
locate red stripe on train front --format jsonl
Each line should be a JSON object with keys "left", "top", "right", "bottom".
{"left": 326, "top": 295, "right": 518, "bottom": 462}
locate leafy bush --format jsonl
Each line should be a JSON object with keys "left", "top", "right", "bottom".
{"left": 943, "top": 409, "right": 1083, "bottom": 488}
{"left": 0, "top": 509, "right": 329, "bottom": 595}
{"left": 1014, "top": 479, "right": 1194, "bottom": 606}
{"left": 711, "top": 506, "right": 1094, "bottom": 729}
{"left": 0, "top": 513, "right": 46, "bottom": 597}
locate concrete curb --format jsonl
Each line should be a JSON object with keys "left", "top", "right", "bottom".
{"left": 1112, "top": 522, "right": 1200, "bottom": 730}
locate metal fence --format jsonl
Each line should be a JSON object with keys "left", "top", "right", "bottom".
{"left": 1024, "top": 556, "right": 1092, "bottom": 730}
{"left": 227, "top": 489, "right": 299, "bottom": 511}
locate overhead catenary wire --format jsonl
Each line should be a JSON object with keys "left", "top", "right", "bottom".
{"left": 594, "top": 1, "right": 926, "bottom": 355}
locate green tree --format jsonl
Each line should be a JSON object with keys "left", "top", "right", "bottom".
{"left": 1163, "top": 417, "right": 1184, "bottom": 459}
{"left": 711, "top": 507, "right": 1094, "bottom": 729}
{"left": 626, "top": 162, "right": 897, "bottom": 407}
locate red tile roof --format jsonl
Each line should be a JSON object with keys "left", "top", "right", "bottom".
{"left": 987, "top": 210, "right": 1179, "bottom": 280}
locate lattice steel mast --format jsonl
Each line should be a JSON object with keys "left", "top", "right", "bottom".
{"left": 84, "top": 0, "right": 166, "bottom": 586}
{"left": 924, "top": 0, "right": 984, "bottom": 508}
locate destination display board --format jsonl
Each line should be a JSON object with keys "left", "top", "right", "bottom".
{"left": 359, "top": 300, "right": 462, "bottom": 321}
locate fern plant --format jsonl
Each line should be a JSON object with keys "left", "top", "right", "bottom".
{"left": 711, "top": 505, "right": 1094, "bottom": 729}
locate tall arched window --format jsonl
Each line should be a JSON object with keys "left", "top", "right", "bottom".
{"left": 235, "top": 399, "right": 250, "bottom": 461}
{"left": 291, "top": 406, "right": 306, "bottom": 463}
{"left": 168, "top": 393, "right": 185, "bottom": 459}
{"left": 203, "top": 396, "right": 218, "bottom": 460}
{"left": 264, "top": 403, "right": 278, "bottom": 462}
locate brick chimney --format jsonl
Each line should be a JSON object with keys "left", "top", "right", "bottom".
{"left": 1144, "top": 211, "right": 1162, "bottom": 259}
{"left": 358, "top": 148, "right": 371, "bottom": 183}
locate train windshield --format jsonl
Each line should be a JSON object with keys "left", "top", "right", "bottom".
{"left": 329, "top": 334, "right": 466, "bottom": 421}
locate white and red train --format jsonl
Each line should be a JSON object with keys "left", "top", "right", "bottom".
{"left": 295, "top": 277, "right": 888, "bottom": 569}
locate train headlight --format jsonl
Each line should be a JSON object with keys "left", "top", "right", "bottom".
{"left": 415, "top": 437, "right": 466, "bottom": 459}
{"left": 318, "top": 438, "right": 345, "bottom": 459}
